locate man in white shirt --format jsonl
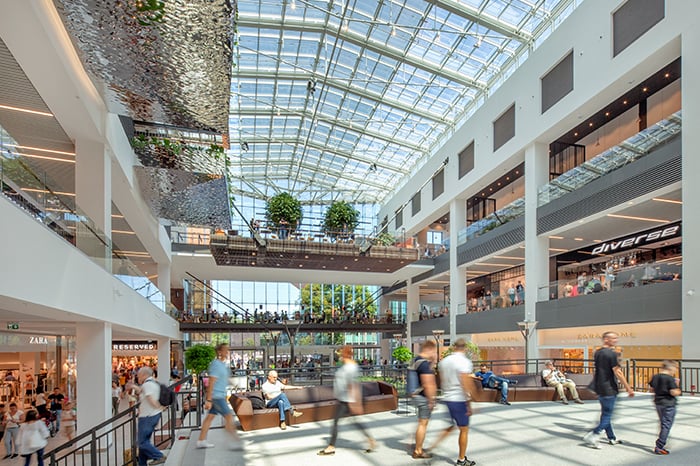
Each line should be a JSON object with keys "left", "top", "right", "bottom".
{"left": 542, "top": 361, "right": 584, "bottom": 405}
{"left": 127, "top": 367, "right": 165, "bottom": 466}
{"left": 261, "top": 370, "right": 304, "bottom": 430}
{"left": 426, "top": 339, "right": 476, "bottom": 466}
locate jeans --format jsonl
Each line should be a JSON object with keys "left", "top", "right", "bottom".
{"left": 593, "top": 395, "right": 617, "bottom": 440}
{"left": 22, "top": 449, "right": 44, "bottom": 466}
{"left": 52, "top": 409, "right": 62, "bottom": 431}
{"left": 266, "top": 393, "right": 292, "bottom": 421}
{"left": 4, "top": 426, "right": 19, "bottom": 455}
{"left": 137, "top": 413, "right": 163, "bottom": 466}
{"left": 329, "top": 401, "right": 371, "bottom": 446}
{"left": 655, "top": 405, "right": 676, "bottom": 449}
{"left": 486, "top": 376, "right": 510, "bottom": 402}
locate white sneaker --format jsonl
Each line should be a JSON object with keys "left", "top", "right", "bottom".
{"left": 583, "top": 431, "right": 600, "bottom": 449}
{"left": 196, "top": 440, "right": 215, "bottom": 449}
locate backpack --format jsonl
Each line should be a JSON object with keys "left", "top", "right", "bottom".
{"left": 148, "top": 380, "right": 176, "bottom": 407}
{"left": 406, "top": 358, "right": 429, "bottom": 397}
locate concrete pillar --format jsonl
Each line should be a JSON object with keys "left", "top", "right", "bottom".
{"left": 157, "top": 337, "right": 171, "bottom": 383}
{"left": 157, "top": 262, "right": 171, "bottom": 303}
{"left": 76, "top": 322, "right": 112, "bottom": 434}
{"left": 75, "top": 139, "right": 112, "bottom": 268}
{"left": 449, "top": 198, "right": 467, "bottom": 342}
{"left": 682, "top": 25, "right": 700, "bottom": 359}
{"left": 524, "top": 142, "right": 549, "bottom": 372}
{"left": 406, "top": 281, "right": 419, "bottom": 349}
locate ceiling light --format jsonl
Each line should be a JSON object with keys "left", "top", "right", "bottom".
{"left": 548, "top": 235, "right": 564, "bottom": 240}
{"left": 391, "top": 25, "right": 396, "bottom": 36}
{"left": 0, "top": 104, "right": 53, "bottom": 117}
{"left": 607, "top": 213, "right": 669, "bottom": 222}
{"left": 549, "top": 248, "right": 568, "bottom": 252}
{"left": 652, "top": 197, "right": 682, "bottom": 205}
{"left": 22, "top": 188, "right": 75, "bottom": 197}
{"left": 16, "top": 152, "right": 75, "bottom": 163}
{"left": 665, "top": 72, "right": 670, "bottom": 78}
{"left": 574, "top": 237, "right": 583, "bottom": 241}
{"left": 642, "top": 87, "right": 648, "bottom": 92}
{"left": 112, "top": 230, "right": 136, "bottom": 235}
{"left": 605, "top": 112, "right": 610, "bottom": 116}
{"left": 7, "top": 144, "right": 75, "bottom": 156}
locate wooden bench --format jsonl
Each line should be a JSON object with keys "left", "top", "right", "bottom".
{"left": 464, "top": 373, "right": 597, "bottom": 402}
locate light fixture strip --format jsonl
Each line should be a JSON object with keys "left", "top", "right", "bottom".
{"left": 0, "top": 104, "right": 53, "bottom": 117}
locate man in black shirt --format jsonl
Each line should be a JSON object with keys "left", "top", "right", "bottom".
{"left": 411, "top": 340, "right": 437, "bottom": 459}
{"left": 48, "top": 387, "right": 65, "bottom": 433}
{"left": 649, "top": 360, "right": 681, "bottom": 455}
{"left": 583, "top": 331, "right": 634, "bottom": 449}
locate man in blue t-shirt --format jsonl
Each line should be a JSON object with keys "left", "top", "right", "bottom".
{"left": 196, "top": 344, "right": 243, "bottom": 450}
{"left": 410, "top": 340, "right": 437, "bottom": 459}
{"left": 474, "top": 364, "right": 517, "bottom": 405}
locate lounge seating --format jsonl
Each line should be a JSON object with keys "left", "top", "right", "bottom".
{"left": 229, "top": 381, "right": 398, "bottom": 431}
{"left": 464, "top": 373, "right": 596, "bottom": 402}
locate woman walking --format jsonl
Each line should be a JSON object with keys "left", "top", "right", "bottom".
{"left": 17, "top": 409, "right": 49, "bottom": 466}
{"left": 317, "top": 345, "right": 376, "bottom": 456}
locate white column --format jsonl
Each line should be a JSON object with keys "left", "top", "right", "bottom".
{"left": 682, "top": 26, "right": 700, "bottom": 359}
{"left": 406, "top": 281, "right": 419, "bottom": 350}
{"left": 449, "top": 198, "right": 467, "bottom": 342}
{"left": 157, "top": 262, "right": 171, "bottom": 303}
{"left": 157, "top": 338, "right": 171, "bottom": 383}
{"left": 76, "top": 322, "right": 112, "bottom": 434}
{"left": 524, "top": 142, "right": 549, "bottom": 372}
{"left": 75, "top": 139, "right": 112, "bottom": 268}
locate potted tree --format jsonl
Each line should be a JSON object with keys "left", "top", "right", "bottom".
{"left": 322, "top": 200, "right": 359, "bottom": 239}
{"left": 265, "top": 193, "right": 302, "bottom": 239}
{"left": 184, "top": 344, "right": 216, "bottom": 405}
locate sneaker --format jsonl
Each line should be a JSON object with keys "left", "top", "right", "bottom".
{"left": 456, "top": 458, "right": 476, "bottom": 466}
{"left": 561, "top": 399, "right": 569, "bottom": 405}
{"left": 574, "top": 399, "right": 585, "bottom": 404}
{"left": 196, "top": 440, "right": 215, "bottom": 448}
{"left": 499, "top": 400, "right": 511, "bottom": 405}
{"left": 11, "top": 454, "right": 18, "bottom": 459}
{"left": 149, "top": 457, "right": 166, "bottom": 465}
{"left": 280, "top": 421, "right": 287, "bottom": 430}
{"left": 608, "top": 439, "right": 623, "bottom": 445}
{"left": 293, "top": 410, "right": 304, "bottom": 418}
{"left": 654, "top": 447, "right": 669, "bottom": 455}
{"left": 583, "top": 431, "right": 600, "bottom": 449}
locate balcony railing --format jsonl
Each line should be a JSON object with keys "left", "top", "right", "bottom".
{"left": 0, "top": 129, "right": 178, "bottom": 318}
{"left": 538, "top": 110, "right": 682, "bottom": 206}
{"left": 458, "top": 197, "right": 525, "bottom": 245}
{"left": 537, "top": 261, "right": 682, "bottom": 301}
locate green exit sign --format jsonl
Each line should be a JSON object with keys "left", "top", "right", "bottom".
{"left": 7, "top": 322, "right": 19, "bottom": 330}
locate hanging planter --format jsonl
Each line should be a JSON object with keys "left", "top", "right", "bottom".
{"left": 323, "top": 200, "right": 359, "bottom": 238}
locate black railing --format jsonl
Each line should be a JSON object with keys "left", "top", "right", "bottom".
{"left": 44, "top": 376, "right": 204, "bottom": 466}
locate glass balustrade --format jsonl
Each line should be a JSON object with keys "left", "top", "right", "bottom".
{"left": 1, "top": 130, "right": 177, "bottom": 318}
{"left": 458, "top": 197, "right": 525, "bottom": 245}
{"left": 537, "top": 261, "right": 682, "bottom": 302}
{"left": 538, "top": 110, "right": 682, "bottom": 206}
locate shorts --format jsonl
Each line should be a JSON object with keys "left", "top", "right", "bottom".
{"left": 445, "top": 401, "right": 470, "bottom": 427}
{"left": 412, "top": 396, "right": 431, "bottom": 419}
{"left": 208, "top": 397, "right": 233, "bottom": 416}
{"left": 64, "top": 425, "right": 75, "bottom": 436}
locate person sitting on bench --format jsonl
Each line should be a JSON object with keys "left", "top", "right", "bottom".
{"left": 474, "top": 364, "right": 517, "bottom": 405}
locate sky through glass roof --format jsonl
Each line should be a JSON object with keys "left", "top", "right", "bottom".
{"left": 230, "top": 0, "right": 581, "bottom": 205}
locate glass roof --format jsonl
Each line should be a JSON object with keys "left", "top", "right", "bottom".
{"left": 230, "top": 0, "right": 581, "bottom": 204}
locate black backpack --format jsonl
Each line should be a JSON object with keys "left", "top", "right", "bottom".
{"left": 406, "top": 358, "right": 428, "bottom": 397}
{"left": 148, "top": 380, "right": 176, "bottom": 407}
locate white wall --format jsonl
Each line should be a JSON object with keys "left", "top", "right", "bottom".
{"left": 379, "top": 0, "right": 697, "bottom": 236}
{"left": 0, "top": 197, "right": 180, "bottom": 339}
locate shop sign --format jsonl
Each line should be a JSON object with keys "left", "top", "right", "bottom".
{"left": 112, "top": 340, "right": 158, "bottom": 351}
{"left": 29, "top": 336, "right": 49, "bottom": 344}
{"left": 589, "top": 222, "right": 681, "bottom": 255}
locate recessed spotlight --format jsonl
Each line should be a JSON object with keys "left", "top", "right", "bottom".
{"left": 623, "top": 100, "right": 628, "bottom": 105}
{"left": 665, "top": 72, "right": 670, "bottom": 78}
{"left": 574, "top": 237, "right": 583, "bottom": 241}
{"left": 642, "top": 87, "right": 648, "bottom": 92}
{"left": 299, "top": 264, "right": 303, "bottom": 267}
{"left": 574, "top": 132, "right": 578, "bottom": 136}
{"left": 589, "top": 122, "right": 593, "bottom": 127}
{"left": 605, "top": 112, "right": 610, "bottom": 116}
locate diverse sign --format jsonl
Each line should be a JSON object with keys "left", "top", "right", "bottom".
{"left": 587, "top": 221, "right": 681, "bottom": 255}
{"left": 112, "top": 340, "right": 158, "bottom": 351}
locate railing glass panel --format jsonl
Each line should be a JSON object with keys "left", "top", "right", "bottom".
{"left": 538, "top": 111, "right": 682, "bottom": 206}
{"left": 1, "top": 129, "right": 177, "bottom": 317}
{"left": 457, "top": 197, "right": 525, "bottom": 245}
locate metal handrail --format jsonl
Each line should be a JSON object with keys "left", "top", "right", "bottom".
{"left": 44, "top": 376, "right": 202, "bottom": 466}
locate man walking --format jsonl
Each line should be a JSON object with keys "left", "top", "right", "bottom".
{"left": 410, "top": 340, "right": 437, "bottom": 459}
{"left": 583, "top": 331, "right": 634, "bottom": 449}
{"left": 427, "top": 339, "right": 476, "bottom": 466}
{"left": 649, "top": 360, "right": 681, "bottom": 455}
{"left": 197, "top": 343, "right": 243, "bottom": 450}
{"left": 127, "top": 367, "right": 166, "bottom": 466}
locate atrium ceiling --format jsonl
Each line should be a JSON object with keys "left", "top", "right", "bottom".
{"left": 230, "top": 0, "right": 581, "bottom": 204}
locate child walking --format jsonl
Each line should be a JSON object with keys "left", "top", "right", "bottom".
{"left": 648, "top": 360, "right": 681, "bottom": 455}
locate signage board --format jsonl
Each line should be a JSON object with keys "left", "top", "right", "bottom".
{"left": 112, "top": 340, "right": 158, "bottom": 351}
{"left": 582, "top": 221, "right": 681, "bottom": 256}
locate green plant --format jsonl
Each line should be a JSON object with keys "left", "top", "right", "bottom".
{"left": 392, "top": 346, "right": 413, "bottom": 363}
{"left": 322, "top": 200, "right": 359, "bottom": 237}
{"left": 373, "top": 231, "right": 396, "bottom": 246}
{"left": 440, "top": 341, "right": 480, "bottom": 361}
{"left": 265, "top": 192, "right": 303, "bottom": 229}
{"left": 184, "top": 344, "right": 216, "bottom": 375}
